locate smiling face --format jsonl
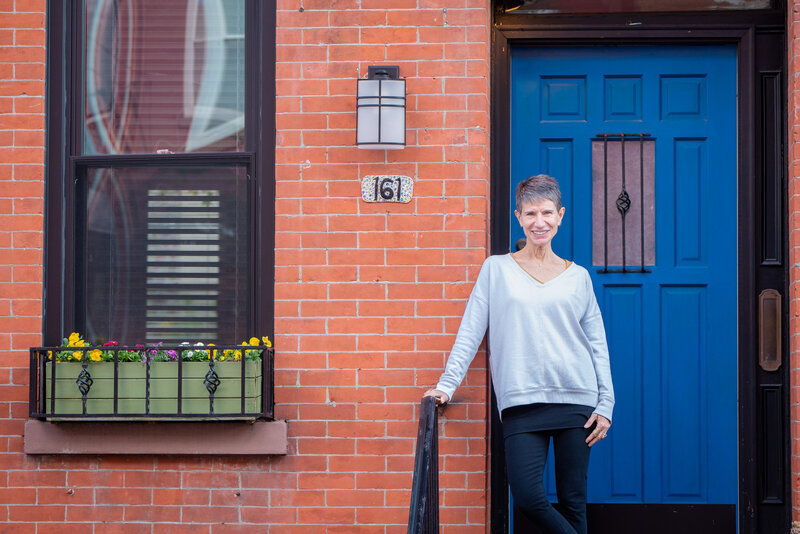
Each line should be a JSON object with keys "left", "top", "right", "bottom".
{"left": 515, "top": 198, "right": 566, "bottom": 248}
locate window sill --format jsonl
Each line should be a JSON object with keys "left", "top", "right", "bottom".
{"left": 23, "top": 419, "right": 288, "bottom": 455}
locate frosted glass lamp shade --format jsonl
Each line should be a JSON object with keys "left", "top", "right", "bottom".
{"left": 357, "top": 77, "right": 406, "bottom": 149}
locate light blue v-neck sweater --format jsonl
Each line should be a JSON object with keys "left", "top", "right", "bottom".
{"left": 435, "top": 254, "right": 615, "bottom": 421}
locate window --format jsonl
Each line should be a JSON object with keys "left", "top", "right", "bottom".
{"left": 45, "top": 0, "right": 274, "bottom": 346}
{"left": 82, "top": 166, "right": 250, "bottom": 343}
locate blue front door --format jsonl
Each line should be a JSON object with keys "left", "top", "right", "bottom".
{"left": 508, "top": 45, "right": 738, "bottom": 515}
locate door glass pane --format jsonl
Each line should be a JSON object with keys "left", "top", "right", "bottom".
{"left": 591, "top": 136, "right": 655, "bottom": 269}
{"left": 83, "top": 0, "right": 245, "bottom": 154}
{"left": 510, "top": 0, "right": 771, "bottom": 13}
{"left": 83, "top": 166, "right": 250, "bottom": 345}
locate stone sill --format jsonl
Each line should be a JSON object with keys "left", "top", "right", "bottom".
{"left": 24, "top": 419, "right": 288, "bottom": 455}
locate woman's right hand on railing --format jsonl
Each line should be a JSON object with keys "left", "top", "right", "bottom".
{"left": 423, "top": 389, "right": 449, "bottom": 406}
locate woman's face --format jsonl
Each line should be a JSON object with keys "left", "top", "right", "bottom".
{"left": 515, "top": 198, "right": 565, "bottom": 248}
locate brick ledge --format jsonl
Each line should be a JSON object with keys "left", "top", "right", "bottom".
{"left": 24, "top": 419, "right": 288, "bottom": 455}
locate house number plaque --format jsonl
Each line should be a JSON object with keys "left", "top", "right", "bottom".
{"left": 360, "top": 175, "right": 413, "bottom": 203}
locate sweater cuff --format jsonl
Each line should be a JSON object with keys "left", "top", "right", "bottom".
{"left": 434, "top": 382, "right": 456, "bottom": 402}
{"left": 592, "top": 403, "right": 613, "bottom": 423}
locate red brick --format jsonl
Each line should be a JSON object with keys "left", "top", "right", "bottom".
{"left": 0, "top": 487, "right": 36, "bottom": 504}
{"left": 0, "top": 45, "right": 45, "bottom": 63}
{"left": 13, "top": 0, "right": 45, "bottom": 12}
{"left": 37, "top": 487, "right": 95, "bottom": 505}
{"left": 328, "top": 282, "right": 385, "bottom": 299}
{"left": 330, "top": 10, "right": 386, "bottom": 26}
{"left": 300, "top": 266, "right": 358, "bottom": 282}
{"left": 7, "top": 505, "right": 65, "bottom": 522}
{"left": 93, "top": 488, "right": 153, "bottom": 505}
{"left": 356, "top": 506, "right": 408, "bottom": 524}
{"left": 0, "top": 12, "right": 44, "bottom": 28}
{"left": 297, "top": 506, "right": 355, "bottom": 524}
{"left": 240, "top": 506, "right": 296, "bottom": 524}
{"left": 298, "top": 472, "right": 355, "bottom": 490}
{"left": 13, "top": 63, "right": 45, "bottom": 80}
{"left": 294, "top": 438, "right": 355, "bottom": 456}
{"left": 124, "top": 470, "right": 181, "bottom": 488}
{"left": 329, "top": 44, "right": 386, "bottom": 62}
{"left": 269, "top": 489, "right": 325, "bottom": 507}
{"left": 65, "top": 505, "right": 124, "bottom": 523}
{"left": 8, "top": 470, "right": 66, "bottom": 487}
{"left": 183, "top": 472, "right": 240, "bottom": 489}
{"left": 152, "top": 525, "right": 211, "bottom": 534}
{"left": 181, "top": 505, "right": 239, "bottom": 523}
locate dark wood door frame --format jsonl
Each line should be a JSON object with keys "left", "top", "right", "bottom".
{"left": 489, "top": 12, "right": 788, "bottom": 534}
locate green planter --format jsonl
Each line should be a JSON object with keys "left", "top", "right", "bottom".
{"left": 43, "top": 361, "right": 262, "bottom": 419}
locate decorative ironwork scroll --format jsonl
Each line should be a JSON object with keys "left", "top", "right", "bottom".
{"left": 204, "top": 359, "right": 221, "bottom": 415}
{"left": 76, "top": 369, "right": 93, "bottom": 395}
{"left": 592, "top": 133, "right": 655, "bottom": 273}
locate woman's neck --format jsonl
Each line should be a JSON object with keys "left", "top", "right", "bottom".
{"left": 516, "top": 244, "right": 559, "bottom": 264}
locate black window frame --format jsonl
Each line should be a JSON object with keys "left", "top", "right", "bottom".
{"left": 43, "top": 0, "right": 275, "bottom": 346}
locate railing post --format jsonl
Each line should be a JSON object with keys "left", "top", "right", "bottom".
{"left": 408, "top": 396, "right": 439, "bottom": 534}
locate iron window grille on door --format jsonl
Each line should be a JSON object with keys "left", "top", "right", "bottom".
{"left": 592, "top": 133, "right": 655, "bottom": 273}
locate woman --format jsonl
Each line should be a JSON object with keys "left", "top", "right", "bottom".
{"left": 424, "top": 175, "right": 614, "bottom": 534}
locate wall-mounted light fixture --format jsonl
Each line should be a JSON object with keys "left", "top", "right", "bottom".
{"left": 356, "top": 66, "right": 405, "bottom": 150}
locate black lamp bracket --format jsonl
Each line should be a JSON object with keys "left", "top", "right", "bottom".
{"left": 367, "top": 65, "right": 400, "bottom": 80}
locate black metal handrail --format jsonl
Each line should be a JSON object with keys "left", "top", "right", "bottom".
{"left": 29, "top": 344, "right": 274, "bottom": 421}
{"left": 408, "top": 396, "right": 439, "bottom": 534}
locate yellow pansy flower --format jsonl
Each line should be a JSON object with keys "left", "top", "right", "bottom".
{"left": 72, "top": 351, "right": 83, "bottom": 360}
{"left": 249, "top": 337, "right": 259, "bottom": 346}
{"left": 262, "top": 336, "right": 272, "bottom": 348}
{"left": 68, "top": 332, "right": 80, "bottom": 344}
{"left": 89, "top": 349, "right": 102, "bottom": 362}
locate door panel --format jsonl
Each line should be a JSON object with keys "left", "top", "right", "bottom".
{"left": 508, "top": 45, "right": 737, "bottom": 516}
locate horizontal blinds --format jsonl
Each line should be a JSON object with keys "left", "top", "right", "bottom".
{"left": 145, "top": 189, "right": 223, "bottom": 342}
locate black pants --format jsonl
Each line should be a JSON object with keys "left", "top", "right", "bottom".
{"left": 505, "top": 427, "right": 591, "bottom": 534}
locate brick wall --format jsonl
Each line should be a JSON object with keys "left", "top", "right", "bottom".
{"left": 272, "top": 0, "right": 491, "bottom": 530}
{"left": 0, "top": 0, "right": 492, "bottom": 531}
{"left": 790, "top": 0, "right": 800, "bottom": 529}
{"left": 0, "top": 0, "right": 48, "bottom": 526}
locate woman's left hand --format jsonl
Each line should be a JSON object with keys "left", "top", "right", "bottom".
{"left": 584, "top": 413, "right": 611, "bottom": 447}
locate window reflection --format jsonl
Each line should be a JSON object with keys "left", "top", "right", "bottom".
{"left": 84, "top": 166, "right": 250, "bottom": 344}
{"left": 83, "top": 0, "right": 245, "bottom": 154}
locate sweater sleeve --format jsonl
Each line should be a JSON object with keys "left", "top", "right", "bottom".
{"left": 434, "top": 259, "right": 491, "bottom": 401}
{"left": 580, "top": 272, "right": 615, "bottom": 422}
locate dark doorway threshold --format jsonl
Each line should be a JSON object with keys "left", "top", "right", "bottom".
{"left": 514, "top": 504, "right": 736, "bottom": 534}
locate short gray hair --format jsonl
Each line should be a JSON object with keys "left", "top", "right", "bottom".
{"left": 515, "top": 174, "right": 562, "bottom": 211}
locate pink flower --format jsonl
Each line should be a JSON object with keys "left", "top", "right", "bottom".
{"left": 103, "top": 341, "right": 118, "bottom": 346}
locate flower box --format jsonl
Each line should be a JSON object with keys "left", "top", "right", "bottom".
{"left": 42, "top": 361, "right": 262, "bottom": 419}
{"left": 30, "top": 343, "right": 274, "bottom": 421}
